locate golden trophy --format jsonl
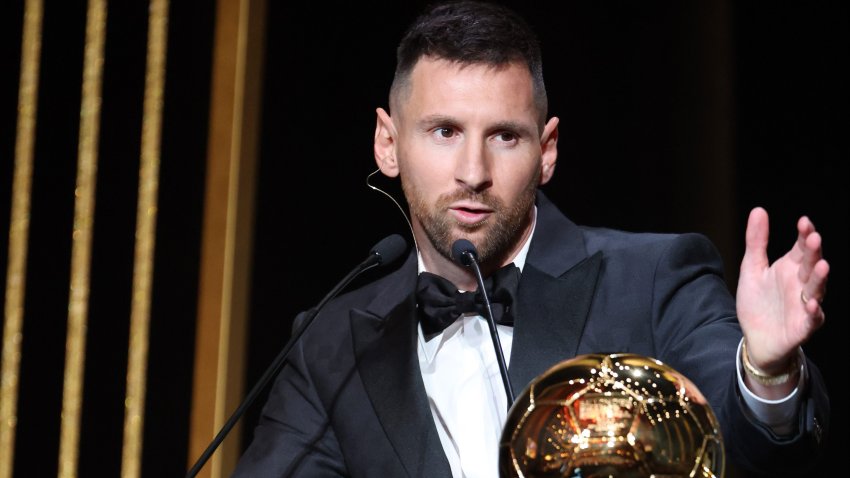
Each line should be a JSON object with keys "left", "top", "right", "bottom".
{"left": 500, "top": 353, "right": 724, "bottom": 478}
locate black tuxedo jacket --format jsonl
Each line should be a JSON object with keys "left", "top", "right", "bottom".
{"left": 233, "top": 192, "right": 828, "bottom": 477}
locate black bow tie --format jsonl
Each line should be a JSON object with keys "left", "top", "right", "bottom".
{"left": 416, "top": 263, "right": 520, "bottom": 336}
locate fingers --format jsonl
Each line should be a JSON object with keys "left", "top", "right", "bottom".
{"left": 796, "top": 229, "right": 822, "bottom": 281}
{"left": 802, "top": 290, "right": 827, "bottom": 335}
{"left": 796, "top": 215, "right": 828, "bottom": 304}
{"left": 803, "top": 258, "right": 830, "bottom": 307}
{"left": 794, "top": 215, "right": 817, "bottom": 259}
{"left": 797, "top": 215, "right": 815, "bottom": 237}
{"left": 798, "top": 215, "right": 828, "bottom": 334}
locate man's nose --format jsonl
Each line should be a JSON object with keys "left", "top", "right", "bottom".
{"left": 454, "top": 140, "right": 492, "bottom": 192}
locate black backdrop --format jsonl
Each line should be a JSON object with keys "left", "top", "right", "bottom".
{"left": 0, "top": 1, "right": 846, "bottom": 476}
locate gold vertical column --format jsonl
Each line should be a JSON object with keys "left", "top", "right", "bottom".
{"left": 58, "top": 1, "right": 107, "bottom": 477}
{"left": 0, "top": 2, "right": 43, "bottom": 478}
{"left": 187, "top": 0, "right": 266, "bottom": 476}
{"left": 120, "top": 1, "right": 168, "bottom": 477}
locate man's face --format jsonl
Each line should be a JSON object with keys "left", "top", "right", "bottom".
{"left": 385, "top": 58, "right": 558, "bottom": 266}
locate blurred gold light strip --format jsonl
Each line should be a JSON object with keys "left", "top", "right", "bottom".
{"left": 120, "top": 1, "right": 168, "bottom": 477}
{"left": 188, "top": 0, "right": 266, "bottom": 476}
{"left": 59, "top": 1, "right": 107, "bottom": 477}
{"left": 0, "top": 1, "right": 43, "bottom": 477}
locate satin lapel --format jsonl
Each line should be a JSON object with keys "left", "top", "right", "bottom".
{"left": 350, "top": 293, "right": 452, "bottom": 478}
{"left": 509, "top": 251, "right": 603, "bottom": 395}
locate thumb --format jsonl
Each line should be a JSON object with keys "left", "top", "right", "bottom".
{"left": 742, "top": 207, "right": 770, "bottom": 272}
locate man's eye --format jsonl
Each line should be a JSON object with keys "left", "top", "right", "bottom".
{"left": 434, "top": 127, "right": 455, "bottom": 138}
{"left": 495, "top": 132, "right": 517, "bottom": 143}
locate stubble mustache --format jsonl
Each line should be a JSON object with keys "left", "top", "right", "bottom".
{"left": 435, "top": 190, "right": 504, "bottom": 228}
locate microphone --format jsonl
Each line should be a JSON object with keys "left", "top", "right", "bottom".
{"left": 451, "top": 239, "right": 515, "bottom": 408}
{"left": 186, "top": 234, "right": 408, "bottom": 477}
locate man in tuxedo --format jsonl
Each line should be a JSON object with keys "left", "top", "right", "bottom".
{"left": 233, "top": 1, "right": 830, "bottom": 476}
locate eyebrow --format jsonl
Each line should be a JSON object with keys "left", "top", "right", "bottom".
{"left": 416, "top": 114, "right": 458, "bottom": 131}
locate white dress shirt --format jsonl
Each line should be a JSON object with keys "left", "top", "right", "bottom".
{"left": 417, "top": 222, "right": 533, "bottom": 478}
{"left": 415, "top": 208, "right": 804, "bottom": 477}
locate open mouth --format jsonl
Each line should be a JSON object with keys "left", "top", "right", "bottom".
{"left": 449, "top": 205, "right": 493, "bottom": 225}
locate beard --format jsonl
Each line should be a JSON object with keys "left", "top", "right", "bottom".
{"left": 403, "top": 175, "right": 539, "bottom": 267}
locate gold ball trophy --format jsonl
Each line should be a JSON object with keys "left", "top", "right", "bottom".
{"left": 500, "top": 353, "right": 725, "bottom": 478}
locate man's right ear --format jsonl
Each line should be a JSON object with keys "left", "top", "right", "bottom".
{"left": 374, "top": 108, "right": 399, "bottom": 178}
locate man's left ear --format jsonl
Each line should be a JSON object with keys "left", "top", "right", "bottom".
{"left": 539, "top": 116, "right": 559, "bottom": 185}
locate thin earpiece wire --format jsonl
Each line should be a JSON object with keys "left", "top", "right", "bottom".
{"left": 366, "top": 168, "right": 419, "bottom": 253}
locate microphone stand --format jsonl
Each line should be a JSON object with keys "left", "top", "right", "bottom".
{"left": 186, "top": 235, "right": 406, "bottom": 477}
{"left": 454, "top": 240, "right": 515, "bottom": 409}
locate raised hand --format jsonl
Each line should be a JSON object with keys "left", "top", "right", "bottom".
{"left": 736, "top": 207, "right": 828, "bottom": 382}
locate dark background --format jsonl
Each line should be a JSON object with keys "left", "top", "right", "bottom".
{"left": 0, "top": 1, "right": 846, "bottom": 476}
{"left": 250, "top": 2, "right": 847, "bottom": 477}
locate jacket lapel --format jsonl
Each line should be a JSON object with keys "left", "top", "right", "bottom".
{"left": 508, "top": 192, "right": 603, "bottom": 393}
{"left": 509, "top": 253, "right": 602, "bottom": 393}
{"left": 350, "top": 253, "right": 452, "bottom": 478}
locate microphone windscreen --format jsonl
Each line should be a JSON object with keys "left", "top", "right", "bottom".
{"left": 451, "top": 239, "right": 478, "bottom": 266}
{"left": 370, "top": 234, "right": 408, "bottom": 266}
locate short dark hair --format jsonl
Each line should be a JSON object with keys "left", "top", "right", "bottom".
{"left": 389, "top": 0, "right": 548, "bottom": 124}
